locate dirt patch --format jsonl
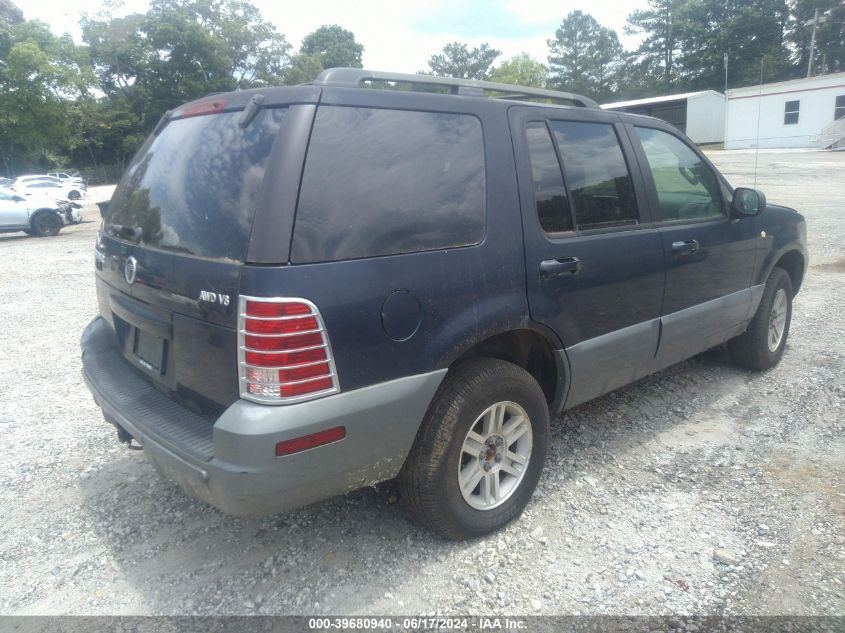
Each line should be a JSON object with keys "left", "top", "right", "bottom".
{"left": 811, "top": 258, "right": 845, "bottom": 273}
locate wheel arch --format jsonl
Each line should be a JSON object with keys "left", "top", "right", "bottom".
{"left": 773, "top": 249, "right": 805, "bottom": 295}
{"left": 447, "top": 326, "right": 569, "bottom": 412}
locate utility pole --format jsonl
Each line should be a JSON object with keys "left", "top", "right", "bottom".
{"left": 724, "top": 52, "right": 729, "bottom": 93}
{"left": 807, "top": 8, "right": 819, "bottom": 78}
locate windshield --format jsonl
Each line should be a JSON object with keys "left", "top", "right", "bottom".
{"left": 106, "top": 107, "right": 286, "bottom": 262}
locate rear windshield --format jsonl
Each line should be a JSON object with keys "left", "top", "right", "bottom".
{"left": 106, "top": 108, "right": 286, "bottom": 262}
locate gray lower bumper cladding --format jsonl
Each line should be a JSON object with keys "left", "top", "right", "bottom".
{"left": 81, "top": 317, "right": 446, "bottom": 516}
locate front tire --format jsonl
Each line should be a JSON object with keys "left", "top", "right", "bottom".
{"left": 68, "top": 190, "right": 81, "bottom": 200}
{"left": 729, "top": 267, "right": 793, "bottom": 370}
{"left": 29, "top": 212, "right": 62, "bottom": 237}
{"left": 399, "top": 359, "right": 549, "bottom": 540}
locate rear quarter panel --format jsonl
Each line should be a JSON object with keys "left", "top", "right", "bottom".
{"left": 240, "top": 90, "right": 535, "bottom": 393}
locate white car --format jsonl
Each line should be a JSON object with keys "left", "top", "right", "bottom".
{"left": 0, "top": 188, "right": 69, "bottom": 237}
{"left": 48, "top": 172, "right": 87, "bottom": 188}
{"left": 13, "top": 175, "right": 86, "bottom": 201}
{"left": 15, "top": 187, "right": 83, "bottom": 224}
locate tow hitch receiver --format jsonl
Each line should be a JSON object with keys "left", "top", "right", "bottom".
{"left": 116, "top": 425, "right": 143, "bottom": 451}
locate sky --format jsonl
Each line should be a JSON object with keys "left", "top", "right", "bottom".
{"left": 21, "top": 0, "right": 650, "bottom": 73}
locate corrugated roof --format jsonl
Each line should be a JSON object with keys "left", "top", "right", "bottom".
{"left": 601, "top": 90, "right": 724, "bottom": 110}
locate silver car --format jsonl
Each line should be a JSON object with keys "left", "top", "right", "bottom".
{"left": 0, "top": 187, "right": 72, "bottom": 237}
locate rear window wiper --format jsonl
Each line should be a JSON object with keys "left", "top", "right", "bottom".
{"left": 105, "top": 223, "right": 143, "bottom": 243}
{"left": 238, "top": 94, "right": 264, "bottom": 128}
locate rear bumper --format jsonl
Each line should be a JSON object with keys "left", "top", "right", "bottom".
{"left": 81, "top": 317, "right": 445, "bottom": 516}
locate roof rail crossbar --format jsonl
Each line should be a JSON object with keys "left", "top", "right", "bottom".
{"left": 312, "top": 68, "right": 600, "bottom": 109}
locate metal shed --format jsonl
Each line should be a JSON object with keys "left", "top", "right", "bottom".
{"left": 601, "top": 90, "right": 726, "bottom": 144}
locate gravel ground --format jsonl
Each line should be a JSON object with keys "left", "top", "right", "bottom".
{"left": 1, "top": 151, "right": 843, "bottom": 617}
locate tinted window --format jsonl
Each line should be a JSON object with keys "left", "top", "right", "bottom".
{"left": 636, "top": 127, "right": 723, "bottom": 221}
{"left": 784, "top": 100, "right": 800, "bottom": 125}
{"left": 526, "top": 123, "right": 571, "bottom": 233}
{"left": 550, "top": 121, "right": 638, "bottom": 229}
{"left": 107, "top": 108, "right": 286, "bottom": 262}
{"left": 292, "top": 106, "right": 485, "bottom": 262}
{"left": 835, "top": 95, "right": 845, "bottom": 121}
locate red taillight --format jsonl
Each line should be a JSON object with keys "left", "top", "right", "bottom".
{"left": 245, "top": 347, "right": 327, "bottom": 367}
{"left": 278, "top": 362, "right": 330, "bottom": 382}
{"left": 246, "top": 301, "right": 312, "bottom": 317}
{"left": 245, "top": 316, "right": 318, "bottom": 334}
{"left": 245, "top": 332, "right": 324, "bottom": 351}
{"left": 238, "top": 297, "right": 338, "bottom": 403}
{"left": 279, "top": 376, "right": 335, "bottom": 397}
{"left": 275, "top": 426, "right": 346, "bottom": 456}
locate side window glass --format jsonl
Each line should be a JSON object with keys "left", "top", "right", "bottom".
{"left": 292, "top": 106, "right": 485, "bottom": 262}
{"left": 550, "top": 121, "right": 638, "bottom": 229}
{"left": 635, "top": 127, "right": 723, "bottom": 222}
{"left": 525, "top": 123, "right": 571, "bottom": 233}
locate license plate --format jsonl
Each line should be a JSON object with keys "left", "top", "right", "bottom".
{"left": 133, "top": 329, "right": 164, "bottom": 372}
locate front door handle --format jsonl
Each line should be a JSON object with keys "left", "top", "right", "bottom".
{"left": 671, "top": 239, "right": 700, "bottom": 255}
{"left": 540, "top": 257, "right": 581, "bottom": 278}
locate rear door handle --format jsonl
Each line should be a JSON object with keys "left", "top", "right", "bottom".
{"left": 671, "top": 239, "right": 700, "bottom": 255}
{"left": 540, "top": 257, "right": 581, "bottom": 278}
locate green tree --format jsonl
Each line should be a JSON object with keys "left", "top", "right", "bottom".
{"left": 81, "top": 13, "right": 149, "bottom": 101}
{"left": 65, "top": 96, "right": 145, "bottom": 173}
{"left": 188, "top": 0, "right": 291, "bottom": 86}
{"left": 625, "top": 0, "right": 687, "bottom": 92}
{"left": 0, "top": 20, "right": 94, "bottom": 174}
{"left": 427, "top": 42, "right": 501, "bottom": 79}
{"left": 677, "top": 0, "right": 791, "bottom": 90}
{"left": 490, "top": 53, "right": 547, "bottom": 87}
{"left": 300, "top": 24, "right": 363, "bottom": 69}
{"left": 612, "top": 54, "right": 665, "bottom": 100}
{"left": 787, "top": 0, "right": 845, "bottom": 75}
{"left": 82, "top": 0, "right": 290, "bottom": 130}
{"left": 0, "top": 0, "right": 24, "bottom": 59}
{"left": 283, "top": 52, "right": 324, "bottom": 84}
{"left": 547, "top": 11, "right": 624, "bottom": 100}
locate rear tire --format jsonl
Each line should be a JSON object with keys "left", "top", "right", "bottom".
{"left": 29, "top": 212, "right": 62, "bottom": 237}
{"left": 729, "top": 267, "right": 792, "bottom": 370}
{"left": 68, "top": 190, "right": 81, "bottom": 200}
{"left": 399, "top": 358, "right": 549, "bottom": 540}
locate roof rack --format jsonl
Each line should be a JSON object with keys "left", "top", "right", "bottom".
{"left": 311, "top": 68, "right": 600, "bottom": 109}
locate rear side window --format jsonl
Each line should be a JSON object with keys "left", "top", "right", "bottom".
{"left": 525, "top": 122, "right": 572, "bottom": 233}
{"left": 291, "top": 106, "right": 485, "bottom": 263}
{"left": 107, "top": 108, "right": 286, "bottom": 262}
{"left": 550, "top": 121, "right": 638, "bottom": 229}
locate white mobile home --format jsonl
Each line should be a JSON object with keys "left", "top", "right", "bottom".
{"left": 601, "top": 91, "right": 726, "bottom": 144}
{"left": 725, "top": 72, "right": 845, "bottom": 149}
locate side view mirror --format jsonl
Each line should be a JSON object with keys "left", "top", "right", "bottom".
{"left": 731, "top": 187, "right": 766, "bottom": 218}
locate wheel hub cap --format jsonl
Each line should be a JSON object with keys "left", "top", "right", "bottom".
{"left": 458, "top": 401, "right": 533, "bottom": 511}
{"left": 767, "top": 288, "right": 788, "bottom": 353}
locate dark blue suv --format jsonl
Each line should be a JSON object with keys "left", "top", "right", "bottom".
{"left": 81, "top": 69, "right": 807, "bottom": 539}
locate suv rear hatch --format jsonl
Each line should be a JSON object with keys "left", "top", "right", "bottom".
{"left": 95, "top": 90, "right": 315, "bottom": 418}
